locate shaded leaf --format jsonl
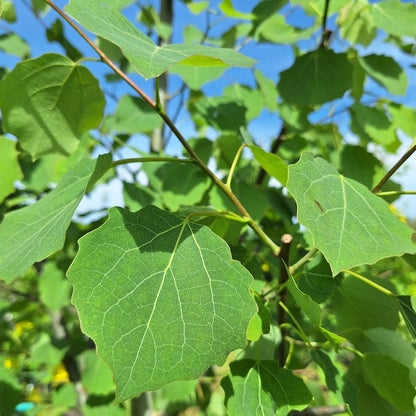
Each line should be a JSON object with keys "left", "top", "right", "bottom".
{"left": 223, "top": 359, "right": 312, "bottom": 415}
{"left": 254, "top": 69, "right": 277, "bottom": 112}
{"left": 66, "top": 0, "right": 255, "bottom": 80}
{"left": 170, "top": 64, "right": 225, "bottom": 89}
{"left": 247, "top": 293, "right": 271, "bottom": 342}
{"left": 0, "top": 154, "right": 112, "bottom": 283}
{"left": 0, "top": 53, "right": 105, "bottom": 159}
{"left": 0, "top": 33, "right": 30, "bottom": 58}
{"left": 67, "top": 205, "right": 257, "bottom": 402}
{"left": 81, "top": 350, "right": 115, "bottom": 395}
{"left": 397, "top": 295, "right": 416, "bottom": 339}
{"left": 278, "top": 50, "right": 352, "bottom": 106}
{"left": 0, "top": 137, "right": 23, "bottom": 203}
{"left": 123, "top": 181, "right": 162, "bottom": 211}
{"left": 0, "top": 367, "right": 22, "bottom": 416}
{"left": 287, "top": 153, "right": 416, "bottom": 274}
{"left": 388, "top": 103, "right": 416, "bottom": 138}
{"left": 362, "top": 353, "right": 415, "bottom": 412}
{"left": 329, "top": 275, "right": 400, "bottom": 331}
{"left": 359, "top": 54, "right": 407, "bottom": 96}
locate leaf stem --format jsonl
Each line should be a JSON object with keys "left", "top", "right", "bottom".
{"left": 343, "top": 270, "right": 396, "bottom": 298}
{"left": 226, "top": 144, "right": 248, "bottom": 189}
{"left": 372, "top": 144, "right": 416, "bottom": 194}
{"left": 186, "top": 210, "right": 250, "bottom": 224}
{"left": 319, "top": 0, "right": 331, "bottom": 48}
{"left": 289, "top": 247, "right": 319, "bottom": 275}
{"left": 377, "top": 190, "right": 416, "bottom": 197}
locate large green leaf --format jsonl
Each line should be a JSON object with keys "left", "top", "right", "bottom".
{"left": 372, "top": 0, "right": 416, "bottom": 38}
{"left": 358, "top": 54, "right": 407, "bottom": 96}
{"left": 278, "top": 50, "right": 352, "bottom": 106}
{"left": 222, "top": 359, "right": 312, "bottom": 415}
{"left": 362, "top": 353, "right": 415, "bottom": 412}
{"left": 287, "top": 153, "right": 416, "bottom": 274}
{"left": 0, "top": 53, "right": 105, "bottom": 159}
{"left": 0, "top": 137, "right": 23, "bottom": 203}
{"left": 65, "top": 0, "right": 255, "bottom": 80}
{"left": 66, "top": 205, "right": 257, "bottom": 402}
{"left": 0, "top": 154, "right": 112, "bottom": 283}
{"left": 397, "top": 296, "right": 416, "bottom": 339}
{"left": 249, "top": 145, "right": 288, "bottom": 185}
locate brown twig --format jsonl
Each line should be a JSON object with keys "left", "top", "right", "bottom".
{"left": 372, "top": 144, "right": 416, "bottom": 194}
{"left": 290, "top": 405, "right": 346, "bottom": 416}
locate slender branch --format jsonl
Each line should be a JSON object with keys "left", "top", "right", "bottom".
{"left": 277, "top": 235, "right": 293, "bottom": 367}
{"left": 319, "top": 0, "right": 331, "bottom": 48}
{"left": 279, "top": 303, "right": 312, "bottom": 347}
{"left": 343, "top": 270, "right": 396, "bottom": 297}
{"left": 372, "top": 144, "right": 416, "bottom": 194}
{"left": 226, "top": 144, "right": 248, "bottom": 188}
{"left": 187, "top": 210, "right": 250, "bottom": 224}
{"left": 289, "top": 247, "right": 318, "bottom": 275}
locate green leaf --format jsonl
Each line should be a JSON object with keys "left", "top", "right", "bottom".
{"left": 39, "top": 261, "right": 72, "bottom": 311}
{"left": 255, "top": 14, "right": 315, "bottom": 44}
{"left": 0, "top": 33, "right": 30, "bottom": 58}
{"left": 170, "top": 65, "right": 225, "bottom": 89}
{"left": 358, "top": 54, "right": 407, "bottom": 96}
{"left": 254, "top": 70, "right": 277, "bottom": 112}
{"left": 0, "top": 53, "right": 105, "bottom": 159}
{"left": 123, "top": 182, "right": 162, "bottom": 211}
{"left": 220, "top": 0, "right": 254, "bottom": 19}
{"left": 297, "top": 254, "right": 338, "bottom": 304}
{"left": 65, "top": 0, "right": 255, "bottom": 80}
{"left": 397, "top": 295, "right": 416, "bottom": 339}
{"left": 372, "top": 0, "right": 416, "bottom": 38}
{"left": 81, "top": 350, "right": 115, "bottom": 395}
{"left": 0, "top": 137, "right": 23, "bottom": 203}
{"left": 388, "top": 103, "right": 416, "bottom": 138}
{"left": 153, "top": 380, "right": 197, "bottom": 413}
{"left": 249, "top": 145, "right": 288, "bottom": 185}
{"left": 0, "top": 154, "right": 112, "bottom": 283}
{"left": 247, "top": 293, "right": 271, "bottom": 342}
{"left": 31, "top": 333, "right": 67, "bottom": 369}
{"left": 339, "top": 0, "right": 376, "bottom": 46}
{"left": 104, "top": 95, "right": 162, "bottom": 135}
{"left": 67, "top": 205, "right": 257, "bottom": 402}
{"left": 287, "top": 268, "right": 321, "bottom": 325}
{"left": 52, "top": 384, "right": 77, "bottom": 407}
{"left": 311, "top": 350, "right": 342, "bottom": 393}
{"left": 278, "top": 50, "right": 353, "bottom": 106}
{"left": 329, "top": 275, "right": 400, "bottom": 331}
{"left": 287, "top": 153, "right": 416, "bottom": 275}
{"left": 350, "top": 103, "right": 400, "bottom": 151}
{"left": 362, "top": 353, "right": 415, "bottom": 412}
{"left": 187, "top": 1, "right": 209, "bottom": 14}
{"left": 224, "top": 84, "right": 263, "bottom": 121}
{"left": 223, "top": 359, "right": 312, "bottom": 415}
{"left": 0, "top": 367, "right": 22, "bottom": 416}
{"left": 0, "top": 1, "right": 15, "bottom": 22}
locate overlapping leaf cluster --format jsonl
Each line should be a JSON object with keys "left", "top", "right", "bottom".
{"left": 1, "top": 1, "right": 416, "bottom": 415}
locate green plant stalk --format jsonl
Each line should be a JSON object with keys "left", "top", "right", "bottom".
{"left": 343, "top": 270, "right": 396, "bottom": 297}
{"left": 187, "top": 210, "right": 250, "bottom": 224}
{"left": 279, "top": 301, "right": 312, "bottom": 347}
{"left": 226, "top": 143, "right": 248, "bottom": 188}
{"left": 43, "top": 0, "right": 281, "bottom": 256}
{"left": 319, "top": 0, "right": 331, "bottom": 48}
{"left": 377, "top": 190, "right": 416, "bottom": 197}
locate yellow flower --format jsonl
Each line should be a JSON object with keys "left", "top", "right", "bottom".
{"left": 52, "top": 362, "right": 70, "bottom": 386}
{"left": 3, "top": 358, "right": 17, "bottom": 369}
{"left": 13, "top": 321, "right": 34, "bottom": 337}
{"left": 261, "top": 263, "right": 270, "bottom": 273}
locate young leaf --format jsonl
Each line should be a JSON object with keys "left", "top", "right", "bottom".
{"left": 287, "top": 153, "right": 416, "bottom": 275}
{"left": 0, "top": 53, "right": 105, "bottom": 159}
{"left": 0, "top": 154, "right": 112, "bottom": 283}
{"left": 222, "top": 359, "right": 312, "bottom": 415}
{"left": 249, "top": 145, "right": 288, "bottom": 185}
{"left": 65, "top": 0, "right": 255, "bottom": 80}
{"left": 278, "top": 50, "right": 353, "bottom": 106}
{"left": 66, "top": 205, "right": 257, "bottom": 402}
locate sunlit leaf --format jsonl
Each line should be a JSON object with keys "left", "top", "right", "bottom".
{"left": 287, "top": 153, "right": 416, "bottom": 274}
{"left": 0, "top": 154, "right": 112, "bottom": 283}
{"left": 0, "top": 137, "right": 23, "bottom": 203}
{"left": 249, "top": 145, "right": 288, "bottom": 185}
{"left": 65, "top": 0, "right": 255, "bottom": 79}
{"left": 67, "top": 205, "right": 257, "bottom": 402}
{"left": 0, "top": 53, "right": 105, "bottom": 159}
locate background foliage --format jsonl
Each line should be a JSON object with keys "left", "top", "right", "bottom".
{"left": 1, "top": 0, "right": 416, "bottom": 415}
